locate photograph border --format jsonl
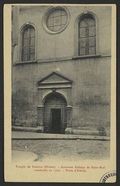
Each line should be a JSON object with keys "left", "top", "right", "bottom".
{"left": 0, "top": 0, "right": 120, "bottom": 185}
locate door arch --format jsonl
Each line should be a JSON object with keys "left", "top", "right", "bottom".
{"left": 43, "top": 92, "right": 67, "bottom": 134}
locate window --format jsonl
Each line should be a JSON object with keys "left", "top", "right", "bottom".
{"left": 45, "top": 7, "right": 69, "bottom": 33}
{"left": 21, "top": 25, "right": 35, "bottom": 61}
{"left": 78, "top": 14, "right": 96, "bottom": 56}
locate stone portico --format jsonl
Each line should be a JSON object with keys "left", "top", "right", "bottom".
{"left": 37, "top": 72, "right": 73, "bottom": 134}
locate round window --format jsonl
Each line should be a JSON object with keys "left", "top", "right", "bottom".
{"left": 44, "top": 7, "right": 69, "bottom": 34}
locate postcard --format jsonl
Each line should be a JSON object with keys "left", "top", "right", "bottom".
{"left": 4, "top": 4, "right": 116, "bottom": 182}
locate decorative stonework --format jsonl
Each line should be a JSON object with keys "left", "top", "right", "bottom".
{"left": 37, "top": 105, "right": 44, "bottom": 132}
{"left": 38, "top": 71, "right": 72, "bottom": 89}
{"left": 65, "top": 105, "right": 73, "bottom": 134}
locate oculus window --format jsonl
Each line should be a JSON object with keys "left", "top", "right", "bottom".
{"left": 46, "top": 7, "right": 69, "bottom": 33}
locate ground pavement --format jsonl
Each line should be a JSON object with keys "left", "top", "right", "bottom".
{"left": 12, "top": 131, "right": 110, "bottom": 162}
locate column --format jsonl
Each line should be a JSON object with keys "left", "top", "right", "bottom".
{"left": 37, "top": 105, "right": 44, "bottom": 132}
{"left": 65, "top": 105, "right": 73, "bottom": 134}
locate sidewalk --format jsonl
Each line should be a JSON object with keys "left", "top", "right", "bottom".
{"left": 12, "top": 131, "right": 110, "bottom": 141}
{"left": 12, "top": 150, "right": 38, "bottom": 163}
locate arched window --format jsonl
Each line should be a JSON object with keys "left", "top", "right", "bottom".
{"left": 78, "top": 14, "right": 96, "bottom": 56}
{"left": 21, "top": 25, "right": 35, "bottom": 61}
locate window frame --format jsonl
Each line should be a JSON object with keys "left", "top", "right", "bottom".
{"left": 43, "top": 6, "right": 70, "bottom": 34}
{"left": 78, "top": 16, "right": 96, "bottom": 56}
{"left": 74, "top": 11, "right": 99, "bottom": 58}
{"left": 19, "top": 23, "right": 37, "bottom": 63}
{"left": 46, "top": 8, "right": 68, "bottom": 32}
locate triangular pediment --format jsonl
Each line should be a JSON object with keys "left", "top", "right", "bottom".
{"left": 38, "top": 72, "right": 72, "bottom": 86}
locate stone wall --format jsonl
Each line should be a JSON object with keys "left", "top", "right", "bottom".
{"left": 12, "top": 5, "right": 111, "bottom": 135}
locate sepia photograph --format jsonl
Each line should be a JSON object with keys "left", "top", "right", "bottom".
{"left": 4, "top": 4, "right": 116, "bottom": 182}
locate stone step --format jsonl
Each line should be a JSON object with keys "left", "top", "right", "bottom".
{"left": 12, "top": 131, "right": 110, "bottom": 141}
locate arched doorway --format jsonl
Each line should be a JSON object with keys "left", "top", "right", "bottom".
{"left": 43, "top": 92, "right": 67, "bottom": 134}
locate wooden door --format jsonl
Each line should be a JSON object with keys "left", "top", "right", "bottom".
{"left": 51, "top": 109, "right": 61, "bottom": 133}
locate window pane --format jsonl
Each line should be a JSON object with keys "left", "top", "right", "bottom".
{"left": 30, "top": 28, "right": 35, "bottom": 37}
{"left": 89, "top": 47, "right": 96, "bottom": 55}
{"left": 23, "top": 39, "right": 29, "bottom": 47}
{"left": 80, "top": 27, "right": 87, "bottom": 38}
{"left": 30, "top": 53, "right": 35, "bottom": 60}
{"left": 54, "top": 16, "right": 61, "bottom": 25}
{"left": 30, "top": 47, "right": 35, "bottom": 53}
{"left": 61, "top": 15, "right": 67, "bottom": 25}
{"left": 47, "top": 17, "right": 54, "bottom": 26}
{"left": 30, "top": 37, "right": 35, "bottom": 46}
{"left": 22, "top": 54, "right": 28, "bottom": 61}
{"left": 80, "top": 48, "right": 86, "bottom": 55}
{"left": 89, "top": 37, "right": 96, "bottom": 47}
{"left": 80, "top": 38, "right": 88, "bottom": 48}
{"left": 53, "top": 25, "right": 61, "bottom": 32}
{"left": 87, "top": 18, "right": 95, "bottom": 26}
{"left": 89, "top": 26, "right": 96, "bottom": 37}
{"left": 22, "top": 47, "right": 28, "bottom": 55}
{"left": 53, "top": 9, "right": 61, "bottom": 17}
{"left": 23, "top": 29, "right": 29, "bottom": 38}
{"left": 61, "top": 10, "right": 66, "bottom": 16}
{"left": 80, "top": 20, "right": 87, "bottom": 28}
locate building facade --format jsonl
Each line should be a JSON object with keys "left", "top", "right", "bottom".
{"left": 12, "top": 5, "right": 111, "bottom": 136}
